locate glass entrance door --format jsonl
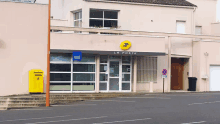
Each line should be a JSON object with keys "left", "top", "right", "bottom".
{"left": 109, "top": 61, "right": 120, "bottom": 91}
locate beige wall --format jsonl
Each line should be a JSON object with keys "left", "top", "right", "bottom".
{"left": 0, "top": 2, "right": 48, "bottom": 96}
{"left": 192, "top": 41, "right": 220, "bottom": 92}
{"left": 199, "top": 41, "right": 220, "bottom": 91}
{"left": 188, "top": 0, "right": 218, "bottom": 35}
{"left": 52, "top": 0, "right": 194, "bottom": 33}
{"left": 211, "top": 23, "right": 220, "bottom": 36}
{"left": 83, "top": 2, "right": 194, "bottom": 33}
{"left": 51, "top": 19, "right": 68, "bottom": 26}
{"left": 51, "top": 33, "right": 165, "bottom": 53}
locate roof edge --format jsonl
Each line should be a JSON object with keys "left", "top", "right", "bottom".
{"left": 84, "top": 0, "right": 197, "bottom": 8}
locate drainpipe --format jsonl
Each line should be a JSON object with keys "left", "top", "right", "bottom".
{"left": 192, "top": 7, "right": 196, "bottom": 78}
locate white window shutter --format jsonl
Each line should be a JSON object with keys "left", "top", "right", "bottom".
{"left": 176, "top": 21, "right": 186, "bottom": 34}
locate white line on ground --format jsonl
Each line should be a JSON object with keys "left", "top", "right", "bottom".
{"left": 0, "top": 115, "right": 72, "bottom": 123}
{"left": 89, "top": 100, "right": 136, "bottom": 102}
{"left": 11, "top": 109, "right": 51, "bottom": 111}
{"left": 146, "top": 93, "right": 220, "bottom": 97}
{"left": 188, "top": 101, "right": 220, "bottom": 105}
{"left": 93, "top": 118, "right": 152, "bottom": 124}
{"left": 118, "top": 97, "right": 171, "bottom": 99}
{"left": 26, "top": 116, "right": 108, "bottom": 124}
{"left": 51, "top": 104, "right": 97, "bottom": 107}
{"left": 181, "top": 121, "right": 206, "bottom": 124}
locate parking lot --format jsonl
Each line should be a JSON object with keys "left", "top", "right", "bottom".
{"left": 1, "top": 92, "right": 220, "bottom": 124}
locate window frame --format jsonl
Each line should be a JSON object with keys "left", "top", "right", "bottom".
{"left": 73, "top": 10, "right": 82, "bottom": 27}
{"left": 89, "top": 9, "right": 119, "bottom": 29}
{"left": 195, "top": 26, "right": 202, "bottom": 35}
{"left": 50, "top": 53, "right": 96, "bottom": 92}
{"left": 176, "top": 20, "right": 186, "bottom": 34}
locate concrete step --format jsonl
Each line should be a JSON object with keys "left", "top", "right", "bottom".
{"left": 0, "top": 106, "right": 7, "bottom": 110}
{"left": 0, "top": 93, "right": 146, "bottom": 110}
{"left": 9, "top": 97, "right": 46, "bottom": 101}
{"left": 8, "top": 103, "right": 45, "bottom": 108}
{"left": 7, "top": 100, "right": 46, "bottom": 104}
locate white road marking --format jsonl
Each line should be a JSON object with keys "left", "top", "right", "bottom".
{"left": 181, "top": 121, "right": 206, "bottom": 124}
{"left": 26, "top": 116, "right": 108, "bottom": 124}
{"left": 188, "top": 101, "right": 220, "bottom": 105}
{"left": 0, "top": 115, "right": 72, "bottom": 123}
{"left": 51, "top": 104, "right": 97, "bottom": 106}
{"left": 89, "top": 100, "right": 136, "bottom": 102}
{"left": 118, "top": 97, "right": 171, "bottom": 99}
{"left": 12, "top": 109, "right": 51, "bottom": 111}
{"left": 146, "top": 93, "right": 220, "bottom": 97}
{"left": 93, "top": 118, "right": 152, "bottom": 124}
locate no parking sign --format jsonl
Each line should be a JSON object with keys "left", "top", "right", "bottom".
{"left": 162, "top": 69, "right": 167, "bottom": 78}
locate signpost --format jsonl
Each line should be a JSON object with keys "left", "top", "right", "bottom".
{"left": 162, "top": 69, "right": 167, "bottom": 93}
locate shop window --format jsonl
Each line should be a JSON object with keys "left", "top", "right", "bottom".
{"left": 122, "top": 74, "right": 130, "bottom": 81}
{"left": 72, "top": 83, "right": 95, "bottom": 91}
{"left": 137, "top": 57, "right": 157, "bottom": 83}
{"left": 50, "top": 73, "right": 71, "bottom": 81}
{"left": 89, "top": 9, "right": 118, "bottom": 28}
{"left": 50, "top": 53, "right": 71, "bottom": 62}
{"left": 100, "top": 74, "right": 108, "bottom": 81}
{"left": 79, "top": 55, "right": 96, "bottom": 62}
{"left": 100, "top": 64, "right": 107, "bottom": 72}
{"left": 99, "top": 83, "right": 107, "bottom": 90}
{"left": 73, "top": 73, "right": 95, "bottom": 81}
{"left": 100, "top": 55, "right": 108, "bottom": 63}
{"left": 122, "top": 65, "right": 130, "bottom": 72}
{"left": 50, "top": 53, "right": 96, "bottom": 92}
{"left": 73, "top": 64, "right": 95, "bottom": 72}
{"left": 122, "top": 56, "right": 131, "bottom": 64}
{"left": 122, "top": 83, "right": 130, "bottom": 90}
{"left": 50, "top": 83, "right": 71, "bottom": 91}
{"left": 50, "top": 64, "right": 71, "bottom": 72}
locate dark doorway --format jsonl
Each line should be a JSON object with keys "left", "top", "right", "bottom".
{"left": 171, "top": 58, "right": 185, "bottom": 90}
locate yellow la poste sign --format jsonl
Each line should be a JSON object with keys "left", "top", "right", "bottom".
{"left": 120, "top": 40, "right": 131, "bottom": 50}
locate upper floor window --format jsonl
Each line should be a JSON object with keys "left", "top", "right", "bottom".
{"left": 195, "top": 26, "right": 202, "bottom": 35}
{"left": 89, "top": 9, "right": 118, "bottom": 28}
{"left": 73, "top": 11, "right": 82, "bottom": 27}
{"left": 176, "top": 21, "right": 186, "bottom": 34}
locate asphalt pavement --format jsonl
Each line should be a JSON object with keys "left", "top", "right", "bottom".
{"left": 1, "top": 92, "right": 220, "bottom": 124}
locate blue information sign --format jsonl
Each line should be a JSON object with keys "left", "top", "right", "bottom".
{"left": 72, "top": 51, "right": 82, "bottom": 61}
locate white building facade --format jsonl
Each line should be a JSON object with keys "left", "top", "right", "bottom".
{"left": 0, "top": 0, "right": 220, "bottom": 96}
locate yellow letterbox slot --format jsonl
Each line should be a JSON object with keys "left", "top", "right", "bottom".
{"left": 29, "top": 69, "right": 44, "bottom": 93}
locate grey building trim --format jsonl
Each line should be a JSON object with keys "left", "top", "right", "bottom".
{"left": 50, "top": 49, "right": 166, "bottom": 56}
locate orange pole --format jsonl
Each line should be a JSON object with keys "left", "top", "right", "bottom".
{"left": 46, "top": 0, "right": 51, "bottom": 107}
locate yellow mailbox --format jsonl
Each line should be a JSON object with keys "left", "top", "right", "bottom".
{"left": 29, "top": 69, "right": 44, "bottom": 93}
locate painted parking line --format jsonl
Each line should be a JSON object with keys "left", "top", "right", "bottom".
{"left": 0, "top": 115, "right": 72, "bottom": 123}
{"left": 93, "top": 118, "right": 152, "bottom": 124}
{"left": 89, "top": 100, "right": 136, "bottom": 102}
{"left": 26, "top": 116, "right": 108, "bottom": 124}
{"left": 188, "top": 101, "right": 220, "bottom": 105}
{"left": 51, "top": 104, "right": 97, "bottom": 107}
{"left": 181, "top": 121, "right": 206, "bottom": 124}
{"left": 118, "top": 97, "right": 171, "bottom": 99}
